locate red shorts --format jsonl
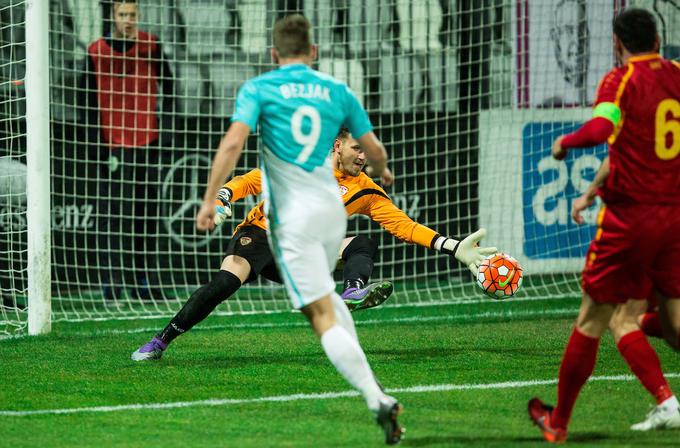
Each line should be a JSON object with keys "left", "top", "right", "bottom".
{"left": 581, "top": 203, "right": 680, "bottom": 304}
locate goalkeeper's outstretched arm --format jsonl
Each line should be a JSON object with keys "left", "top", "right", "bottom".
{"left": 197, "top": 121, "right": 250, "bottom": 231}
{"left": 365, "top": 195, "right": 497, "bottom": 276}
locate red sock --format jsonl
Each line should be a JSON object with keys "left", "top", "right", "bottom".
{"left": 640, "top": 312, "right": 663, "bottom": 338}
{"left": 552, "top": 327, "right": 600, "bottom": 429}
{"left": 617, "top": 330, "right": 672, "bottom": 404}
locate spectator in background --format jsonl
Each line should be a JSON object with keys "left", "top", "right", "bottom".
{"left": 81, "top": 0, "right": 174, "bottom": 301}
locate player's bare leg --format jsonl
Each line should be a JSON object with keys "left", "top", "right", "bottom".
{"left": 131, "top": 255, "right": 251, "bottom": 361}
{"left": 607, "top": 298, "right": 679, "bottom": 430}
{"left": 657, "top": 294, "right": 680, "bottom": 351}
{"left": 609, "top": 298, "right": 649, "bottom": 344}
{"left": 302, "top": 294, "right": 404, "bottom": 444}
{"left": 574, "top": 293, "right": 615, "bottom": 337}
{"left": 338, "top": 236, "right": 393, "bottom": 312}
{"left": 529, "top": 293, "right": 613, "bottom": 443}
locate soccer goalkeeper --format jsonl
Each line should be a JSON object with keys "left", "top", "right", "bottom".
{"left": 132, "top": 128, "right": 495, "bottom": 361}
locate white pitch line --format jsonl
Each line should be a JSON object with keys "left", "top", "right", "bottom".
{"left": 2, "top": 373, "right": 678, "bottom": 417}
{"left": 0, "top": 297, "right": 580, "bottom": 341}
{"left": 56, "top": 307, "right": 578, "bottom": 338}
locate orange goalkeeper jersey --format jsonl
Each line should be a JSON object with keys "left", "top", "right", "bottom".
{"left": 224, "top": 168, "right": 438, "bottom": 249}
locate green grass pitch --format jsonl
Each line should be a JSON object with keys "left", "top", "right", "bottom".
{"left": 1, "top": 296, "right": 679, "bottom": 447}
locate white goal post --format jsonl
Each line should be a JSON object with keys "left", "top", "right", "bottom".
{"left": 25, "top": 0, "right": 51, "bottom": 335}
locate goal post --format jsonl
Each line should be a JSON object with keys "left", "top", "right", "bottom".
{"left": 25, "top": 0, "right": 51, "bottom": 335}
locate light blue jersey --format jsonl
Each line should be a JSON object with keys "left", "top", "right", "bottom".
{"left": 230, "top": 63, "right": 373, "bottom": 307}
{"left": 231, "top": 63, "right": 372, "bottom": 172}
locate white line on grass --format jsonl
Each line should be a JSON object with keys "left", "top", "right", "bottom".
{"left": 2, "top": 373, "right": 678, "bottom": 417}
{"left": 0, "top": 297, "right": 580, "bottom": 341}
{"left": 55, "top": 307, "right": 577, "bottom": 338}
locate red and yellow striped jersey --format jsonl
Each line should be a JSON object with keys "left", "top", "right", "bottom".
{"left": 224, "top": 168, "right": 438, "bottom": 249}
{"left": 596, "top": 54, "right": 680, "bottom": 204}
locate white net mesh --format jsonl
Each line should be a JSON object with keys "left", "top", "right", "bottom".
{"left": 1, "top": 0, "right": 679, "bottom": 334}
{"left": 0, "top": 0, "right": 27, "bottom": 336}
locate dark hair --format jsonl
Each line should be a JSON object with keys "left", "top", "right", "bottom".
{"left": 336, "top": 127, "right": 350, "bottom": 141}
{"left": 613, "top": 8, "right": 658, "bottom": 53}
{"left": 272, "top": 15, "right": 312, "bottom": 58}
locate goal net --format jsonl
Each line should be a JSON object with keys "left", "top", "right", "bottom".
{"left": 1, "top": 0, "right": 678, "bottom": 335}
{"left": 1, "top": 0, "right": 28, "bottom": 336}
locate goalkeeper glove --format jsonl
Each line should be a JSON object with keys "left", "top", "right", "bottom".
{"left": 434, "top": 228, "right": 497, "bottom": 276}
{"left": 213, "top": 188, "right": 232, "bottom": 226}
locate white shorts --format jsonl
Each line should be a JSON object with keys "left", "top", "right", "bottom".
{"left": 261, "top": 152, "right": 347, "bottom": 309}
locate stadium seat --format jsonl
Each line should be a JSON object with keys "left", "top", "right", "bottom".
{"left": 208, "top": 57, "right": 257, "bottom": 117}
{"left": 427, "top": 49, "right": 458, "bottom": 112}
{"left": 50, "top": 1, "right": 87, "bottom": 122}
{"left": 176, "top": 0, "right": 234, "bottom": 56}
{"left": 378, "top": 50, "right": 457, "bottom": 112}
{"left": 136, "top": 1, "right": 181, "bottom": 55}
{"left": 173, "top": 60, "right": 210, "bottom": 115}
{"left": 346, "top": 0, "right": 382, "bottom": 56}
{"left": 235, "top": 0, "right": 268, "bottom": 54}
{"left": 305, "top": 0, "right": 386, "bottom": 57}
{"left": 379, "top": 54, "right": 423, "bottom": 112}
{"left": 303, "top": 0, "right": 336, "bottom": 55}
{"left": 66, "top": 0, "right": 103, "bottom": 47}
{"left": 317, "top": 58, "right": 366, "bottom": 106}
{"left": 395, "top": 0, "right": 443, "bottom": 52}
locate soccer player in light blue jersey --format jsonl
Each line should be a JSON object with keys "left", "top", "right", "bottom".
{"left": 195, "top": 15, "right": 404, "bottom": 444}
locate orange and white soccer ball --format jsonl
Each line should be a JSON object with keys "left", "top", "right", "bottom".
{"left": 477, "top": 253, "right": 523, "bottom": 300}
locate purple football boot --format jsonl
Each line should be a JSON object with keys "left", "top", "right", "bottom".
{"left": 131, "top": 336, "right": 167, "bottom": 361}
{"left": 341, "top": 281, "right": 393, "bottom": 312}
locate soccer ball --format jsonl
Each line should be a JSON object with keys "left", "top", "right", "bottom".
{"left": 476, "top": 253, "right": 523, "bottom": 300}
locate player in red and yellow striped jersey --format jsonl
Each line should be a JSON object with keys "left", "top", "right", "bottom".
{"left": 529, "top": 8, "right": 680, "bottom": 443}
{"left": 132, "top": 128, "right": 496, "bottom": 361}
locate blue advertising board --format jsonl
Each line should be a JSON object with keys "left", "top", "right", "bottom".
{"left": 522, "top": 122, "right": 607, "bottom": 259}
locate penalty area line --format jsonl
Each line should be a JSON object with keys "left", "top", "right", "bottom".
{"left": 2, "top": 372, "right": 679, "bottom": 417}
